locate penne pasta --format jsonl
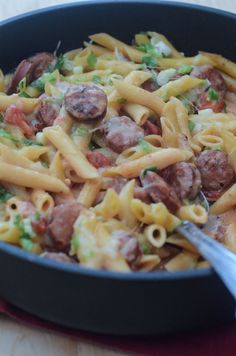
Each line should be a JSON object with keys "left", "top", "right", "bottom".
{"left": 44, "top": 125, "right": 98, "bottom": 179}
{"left": 103, "top": 148, "right": 192, "bottom": 178}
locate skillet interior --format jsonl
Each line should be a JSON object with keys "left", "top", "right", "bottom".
{"left": 0, "top": 0, "right": 235, "bottom": 335}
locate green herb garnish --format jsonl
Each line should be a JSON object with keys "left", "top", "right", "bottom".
{"left": 208, "top": 88, "right": 219, "bottom": 101}
{"left": 92, "top": 75, "right": 101, "bottom": 84}
{"left": 0, "top": 128, "right": 18, "bottom": 143}
{"left": 21, "top": 238, "right": 33, "bottom": 252}
{"left": 142, "top": 55, "right": 158, "bottom": 69}
{"left": 75, "top": 125, "right": 90, "bottom": 137}
{"left": 188, "top": 120, "right": 196, "bottom": 132}
{"left": 34, "top": 212, "right": 41, "bottom": 221}
{"left": 178, "top": 65, "right": 193, "bottom": 75}
{"left": 117, "top": 97, "right": 127, "bottom": 104}
{"left": 139, "top": 140, "right": 154, "bottom": 154}
{"left": 31, "top": 71, "right": 57, "bottom": 91}
{"left": 142, "top": 166, "right": 157, "bottom": 176}
{"left": 18, "top": 77, "right": 32, "bottom": 98}
{"left": 0, "top": 186, "right": 14, "bottom": 202}
{"left": 21, "top": 138, "right": 43, "bottom": 147}
{"left": 141, "top": 242, "right": 151, "bottom": 254}
{"left": 88, "top": 140, "right": 100, "bottom": 151}
{"left": 87, "top": 52, "right": 97, "bottom": 68}
{"left": 54, "top": 54, "right": 73, "bottom": 71}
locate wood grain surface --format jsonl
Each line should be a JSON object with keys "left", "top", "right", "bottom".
{"left": 0, "top": 1, "right": 235, "bottom": 355}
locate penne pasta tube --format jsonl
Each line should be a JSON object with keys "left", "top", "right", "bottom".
{"left": 148, "top": 32, "right": 183, "bottom": 58}
{"left": 90, "top": 33, "right": 144, "bottom": 62}
{"left": 84, "top": 41, "right": 113, "bottom": 56}
{"left": 96, "top": 59, "right": 141, "bottom": 75}
{"left": 0, "top": 94, "right": 38, "bottom": 113}
{"left": 77, "top": 178, "right": 102, "bottom": 208}
{"left": 221, "top": 72, "right": 236, "bottom": 93}
{"left": 44, "top": 125, "right": 98, "bottom": 179}
{"left": 103, "top": 148, "right": 192, "bottom": 178}
{"left": 123, "top": 103, "right": 150, "bottom": 125}
{"left": 165, "top": 251, "right": 198, "bottom": 271}
{"left": 210, "top": 183, "right": 236, "bottom": 214}
{"left": 114, "top": 80, "right": 164, "bottom": 116}
{"left": 200, "top": 51, "right": 236, "bottom": 78}
{"left": 154, "top": 76, "right": 203, "bottom": 101}
{"left": 0, "top": 161, "right": 69, "bottom": 193}
{"left": 157, "top": 54, "right": 215, "bottom": 69}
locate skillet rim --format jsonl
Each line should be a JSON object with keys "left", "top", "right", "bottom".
{"left": 0, "top": 0, "right": 235, "bottom": 282}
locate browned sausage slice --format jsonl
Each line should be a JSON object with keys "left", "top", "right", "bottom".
{"left": 7, "top": 52, "right": 55, "bottom": 94}
{"left": 113, "top": 230, "right": 142, "bottom": 270}
{"left": 104, "top": 116, "right": 144, "bottom": 153}
{"left": 86, "top": 151, "right": 111, "bottom": 168}
{"left": 161, "top": 162, "right": 201, "bottom": 200}
{"left": 191, "top": 65, "right": 227, "bottom": 91}
{"left": 64, "top": 84, "right": 107, "bottom": 121}
{"left": 195, "top": 150, "right": 235, "bottom": 201}
{"left": 48, "top": 202, "right": 84, "bottom": 251}
{"left": 41, "top": 252, "right": 76, "bottom": 263}
{"left": 142, "top": 119, "right": 162, "bottom": 135}
{"left": 140, "top": 171, "right": 181, "bottom": 213}
{"left": 36, "top": 96, "right": 61, "bottom": 127}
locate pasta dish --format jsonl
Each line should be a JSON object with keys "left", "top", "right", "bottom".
{"left": 0, "top": 32, "right": 236, "bottom": 272}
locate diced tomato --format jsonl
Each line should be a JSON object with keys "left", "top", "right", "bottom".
{"left": 4, "top": 105, "right": 33, "bottom": 138}
{"left": 198, "top": 92, "right": 225, "bottom": 113}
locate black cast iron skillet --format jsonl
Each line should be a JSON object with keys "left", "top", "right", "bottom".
{"left": 0, "top": 0, "right": 235, "bottom": 335}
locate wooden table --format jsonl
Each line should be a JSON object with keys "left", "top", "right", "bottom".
{"left": 0, "top": 1, "right": 236, "bottom": 355}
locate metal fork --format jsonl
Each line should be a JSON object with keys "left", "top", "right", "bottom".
{"left": 177, "top": 221, "right": 236, "bottom": 300}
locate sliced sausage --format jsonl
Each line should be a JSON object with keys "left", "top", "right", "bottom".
{"left": 31, "top": 217, "right": 48, "bottom": 235}
{"left": 48, "top": 202, "right": 84, "bottom": 251}
{"left": 161, "top": 162, "right": 201, "bottom": 200}
{"left": 36, "top": 96, "right": 61, "bottom": 127}
{"left": 140, "top": 171, "right": 181, "bottom": 213}
{"left": 7, "top": 52, "right": 55, "bottom": 94}
{"left": 197, "top": 91, "right": 225, "bottom": 113}
{"left": 142, "top": 119, "right": 162, "bottom": 136}
{"left": 113, "top": 230, "right": 142, "bottom": 270}
{"left": 86, "top": 151, "right": 111, "bottom": 168}
{"left": 196, "top": 150, "right": 235, "bottom": 201}
{"left": 41, "top": 252, "right": 76, "bottom": 263}
{"left": 134, "top": 178, "right": 152, "bottom": 204}
{"left": 4, "top": 105, "right": 34, "bottom": 138}
{"left": 191, "top": 65, "right": 227, "bottom": 92}
{"left": 104, "top": 116, "right": 144, "bottom": 153}
{"left": 64, "top": 84, "right": 107, "bottom": 121}
{"left": 141, "top": 78, "right": 159, "bottom": 92}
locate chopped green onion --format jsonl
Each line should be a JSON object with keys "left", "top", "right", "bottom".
{"left": 178, "top": 65, "right": 193, "bottom": 75}
{"left": 139, "top": 140, "right": 154, "bottom": 154}
{"left": 92, "top": 75, "right": 101, "bottom": 84}
{"left": 0, "top": 186, "right": 14, "bottom": 202}
{"left": 75, "top": 125, "right": 90, "bottom": 137}
{"left": 188, "top": 120, "right": 196, "bottom": 132}
{"left": 31, "top": 71, "right": 57, "bottom": 91}
{"left": 21, "top": 238, "right": 33, "bottom": 252}
{"left": 142, "top": 166, "right": 157, "bottom": 176}
{"left": 208, "top": 88, "right": 219, "bottom": 101}
{"left": 34, "top": 212, "right": 41, "bottom": 221}
{"left": 142, "top": 55, "right": 158, "bottom": 69}
{"left": 87, "top": 52, "right": 97, "bottom": 68}
{"left": 21, "top": 138, "right": 43, "bottom": 146}
{"left": 117, "top": 97, "right": 127, "bottom": 104}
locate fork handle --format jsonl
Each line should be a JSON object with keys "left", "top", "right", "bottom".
{"left": 177, "top": 221, "right": 236, "bottom": 301}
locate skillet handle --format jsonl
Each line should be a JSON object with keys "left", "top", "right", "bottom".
{"left": 177, "top": 221, "right": 236, "bottom": 301}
